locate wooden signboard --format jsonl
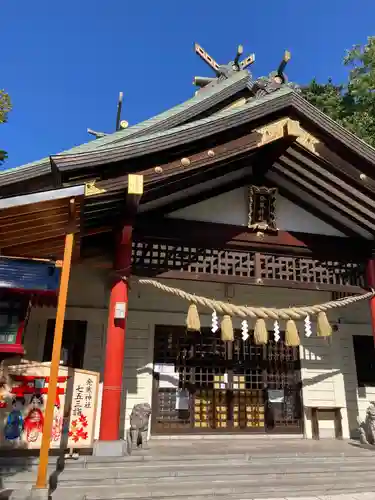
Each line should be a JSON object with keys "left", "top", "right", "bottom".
{"left": 0, "top": 362, "right": 99, "bottom": 449}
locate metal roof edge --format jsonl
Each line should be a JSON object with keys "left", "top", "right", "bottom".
{"left": 0, "top": 71, "right": 251, "bottom": 186}
{"left": 52, "top": 88, "right": 295, "bottom": 170}
{"left": 291, "top": 92, "right": 375, "bottom": 165}
{"left": 93, "top": 71, "right": 251, "bottom": 150}
{"left": 0, "top": 184, "right": 85, "bottom": 209}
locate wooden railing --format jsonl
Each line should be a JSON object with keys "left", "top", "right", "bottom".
{"left": 132, "top": 240, "right": 366, "bottom": 293}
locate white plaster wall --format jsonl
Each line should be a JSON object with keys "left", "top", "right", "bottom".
{"left": 168, "top": 188, "right": 345, "bottom": 237}
{"left": 24, "top": 264, "right": 372, "bottom": 440}
{"left": 24, "top": 264, "right": 109, "bottom": 440}
{"left": 169, "top": 188, "right": 249, "bottom": 226}
{"left": 276, "top": 196, "right": 346, "bottom": 236}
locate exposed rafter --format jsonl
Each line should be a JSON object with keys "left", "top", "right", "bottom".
{"left": 267, "top": 170, "right": 373, "bottom": 239}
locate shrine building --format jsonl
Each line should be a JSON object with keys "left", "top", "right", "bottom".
{"left": 1, "top": 43, "right": 375, "bottom": 452}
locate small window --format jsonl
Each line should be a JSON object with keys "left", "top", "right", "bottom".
{"left": 0, "top": 297, "right": 24, "bottom": 345}
{"left": 43, "top": 319, "right": 87, "bottom": 369}
{"left": 353, "top": 335, "right": 375, "bottom": 387}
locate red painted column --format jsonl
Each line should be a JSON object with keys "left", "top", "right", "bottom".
{"left": 99, "top": 225, "right": 132, "bottom": 441}
{"left": 366, "top": 259, "right": 375, "bottom": 343}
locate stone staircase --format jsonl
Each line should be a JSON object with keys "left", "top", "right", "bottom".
{"left": 1, "top": 439, "right": 375, "bottom": 499}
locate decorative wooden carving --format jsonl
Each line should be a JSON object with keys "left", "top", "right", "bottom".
{"left": 248, "top": 186, "right": 278, "bottom": 231}
{"left": 84, "top": 180, "right": 107, "bottom": 197}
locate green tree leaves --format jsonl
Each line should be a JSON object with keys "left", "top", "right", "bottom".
{"left": 0, "top": 89, "right": 12, "bottom": 164}
{"left": 302, "top": 36, "right": 375, "bottom": 147}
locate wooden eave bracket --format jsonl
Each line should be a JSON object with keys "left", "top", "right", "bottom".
{"left": 257, "top": 117, "right": 322, "bottom": 155}
{"left": 255, "top": 118, "right": 291, "bottom": 147}
{"left": 125, "top": 174, "right": 144, "bottom": 220}
{"left": 67, "top": 197, "right": 78, "bottom": 233}
{"left": 286, "top": 118, "right": 321, "bottom": 155}
{"left": 128, "top": 174, "right": 144, "bottom": 196}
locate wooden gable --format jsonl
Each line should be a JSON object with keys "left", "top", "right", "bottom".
{"left": 167, "top": 188, "right": 346, "bottom": 238}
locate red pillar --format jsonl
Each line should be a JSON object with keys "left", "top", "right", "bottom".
{"left": 367, "top": 259, "right": 375, "bottom": 343}
{"left": 99, "top": 225, "right": 132, "bottom": 441}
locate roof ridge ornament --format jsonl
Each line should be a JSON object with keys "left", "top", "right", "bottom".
{"left": 193, "top": 42, "right": 255, "bottom": 89}
{"left": 248, "top": 50, "right": 300, "bottom": 98}
{"left": 87, "top": 92, "right": 129, "bottom": 139}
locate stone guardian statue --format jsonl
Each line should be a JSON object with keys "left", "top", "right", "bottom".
{"left": 129, "top": 403, "right": 152, "bottom": 450}
{"left": 358, "top": 401, "right": 375, "bottom": 445}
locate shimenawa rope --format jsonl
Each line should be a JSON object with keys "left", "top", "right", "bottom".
{"left": 136, "top": 278, "right": 374, "bottom": 320}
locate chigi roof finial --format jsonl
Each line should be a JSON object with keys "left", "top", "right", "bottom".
{"left": 87, "top": 92, "right": 129, "bottom": 139}
{"left": 248, "top": 50, "right": 296, "bottom": 98}
{"left": 193, "top": 42, "right": 255, "bottom": 88}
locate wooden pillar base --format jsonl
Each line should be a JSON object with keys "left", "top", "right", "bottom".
{"left": 28, "top": 487, "right": 50, "bottom": 499}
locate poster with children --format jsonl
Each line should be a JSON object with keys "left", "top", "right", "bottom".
{"left": 0, "top": 362, "right": 99, "bottom": 449}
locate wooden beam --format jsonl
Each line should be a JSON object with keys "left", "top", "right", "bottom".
{"left": 140, "top": 138, "right": 294, "bottom": 212}
{"left": 141, "top": 169, "right": 255, "bottom": 217}
{"left": 286, "top": 147, "right": 375, "bottom": 210}
{"left": 133, "top": 218, "right": 371, "bottom": 259}
{"left": 273, "top": 163, "right": 375, "bottom": 233}
{"left": 141, "top": 157, "right": 253, "bottom": 206}
{"left": 268, "top": 170, "right": 372, "bottom": 239}
{"left": 35, "top": 198, "right": 76, "bottom": 491}
{"left": 278, "top": 155, "right": 375, "bottom": 223}
{"left": 95, "top": 118, "right": 292, "bottom": 194}
{"left": 287, "top": 119, "right": 375, "bottom": 196}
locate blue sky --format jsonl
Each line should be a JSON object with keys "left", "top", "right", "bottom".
{"left": 2, "top": 0, "right": 374, "bottom": 171}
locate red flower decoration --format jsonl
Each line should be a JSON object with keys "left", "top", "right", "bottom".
{"left": 68, "top": 413, "right": 89, "bottom": 443}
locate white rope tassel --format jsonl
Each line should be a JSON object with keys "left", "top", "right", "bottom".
{"left": 304, "top": 315, "right": 312, "bottom": 337}
{"left": 211, "top": 311, "right": 219, "bottom": 333}
{"left": 241, "top": 320, "right": 249, "bottom": 341}
{"left": 274, "top": 320, "right": 280, "bottom": 342}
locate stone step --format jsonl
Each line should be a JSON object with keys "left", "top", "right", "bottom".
{"left": 4, "top": 453, "right": 375, "bottom": 481}
{"left": 3, "top": 456, "right": 375, "bottom": 487}
{"left": 52, "top": 472, "right": 375, "bottom": 500}
{"left": 1, "top": 449, "right": 375, "bottom": 473}
{"left": 5, "top": 468, "right": 375, "bottom": 497}
{"left": 82, "top": 493, "right": 375, "bottom": 500}
{"left": 5, "top": 459, "right": 375, "bottom": 486}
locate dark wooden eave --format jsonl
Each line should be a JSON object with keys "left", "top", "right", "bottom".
{"left": 0, "top": 186, "right": 84, "bottom": 260}
{"left": 133, "top": 218, "right": 371, "bottom": 260}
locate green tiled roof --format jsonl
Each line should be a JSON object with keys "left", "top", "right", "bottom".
{"left": 0, "top": 71, "right": 250, "bottom": 186}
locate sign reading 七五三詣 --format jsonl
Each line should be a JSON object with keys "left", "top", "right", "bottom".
{"left": 0, "top": 362, "right": 99, "bottom": 449}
